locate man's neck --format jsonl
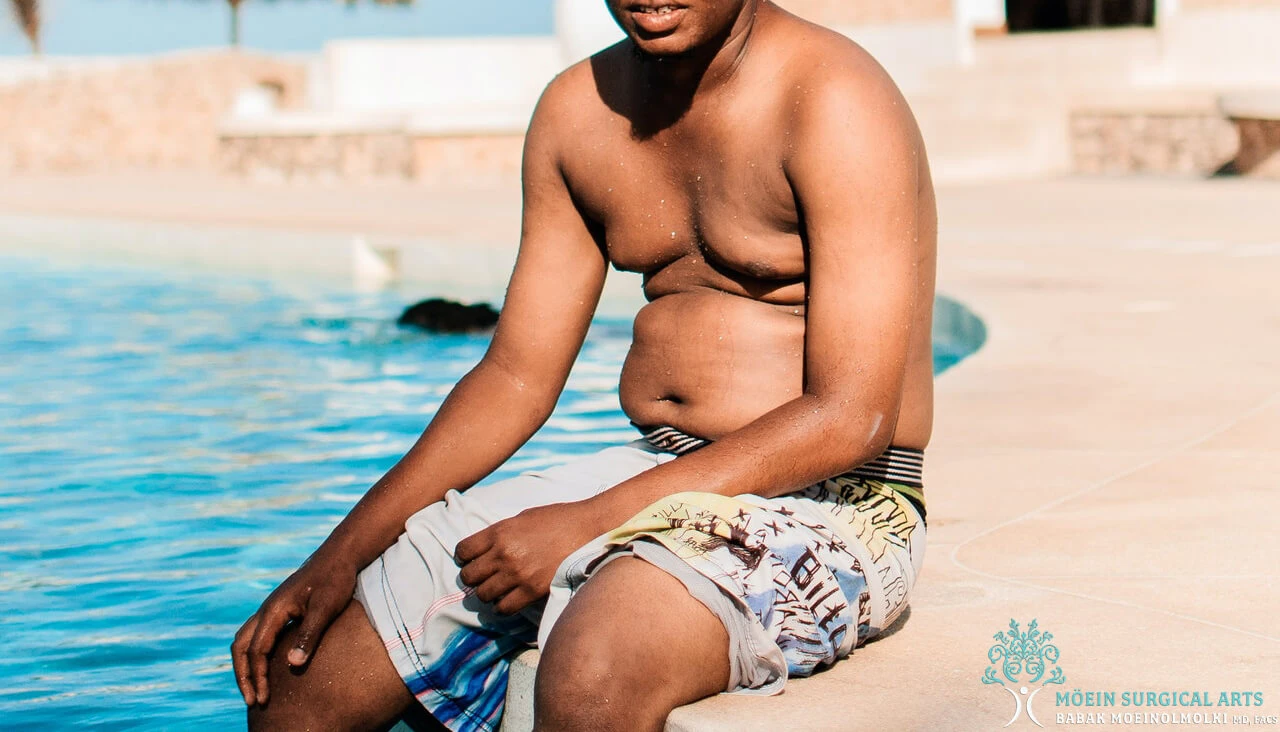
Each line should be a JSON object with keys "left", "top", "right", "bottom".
{"left": 635, "top": 0, "right": 764, "bottom": 97}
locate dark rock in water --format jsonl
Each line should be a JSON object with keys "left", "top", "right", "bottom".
{"left": 398, "top": 298, "right": 500, "bottom": 334}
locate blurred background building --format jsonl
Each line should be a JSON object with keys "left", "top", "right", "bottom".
{"left": 2, "top": 0, "right": 1278, "bottom": 183}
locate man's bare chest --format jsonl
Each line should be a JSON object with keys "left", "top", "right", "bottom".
{"left": 563, "top": 128, "right": 806, "bottom": 280}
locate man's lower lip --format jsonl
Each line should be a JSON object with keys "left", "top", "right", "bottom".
{"left": 629, "top": 7, "right": 688, "bottom": 34}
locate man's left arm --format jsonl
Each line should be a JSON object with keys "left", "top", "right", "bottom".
{"left": 459, "top": 65, "right": 925, "bottom": 611}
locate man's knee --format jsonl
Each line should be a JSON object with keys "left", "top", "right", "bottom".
{"left": 245, "top": 603, "right": 417, "bottom": 732}
{"left": 532, "top": 558, "right": 730, "bottom": 732}
{"left": 535, "top": 630, "right": 642, "bottom": 730}
{"left": 245, "top": 630, "right": 333, "bottom": 732}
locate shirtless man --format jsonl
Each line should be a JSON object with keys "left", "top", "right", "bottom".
{"left": 231, "top": 1, "right": 937, "bottom": 729}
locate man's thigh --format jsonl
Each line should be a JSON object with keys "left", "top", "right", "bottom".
{"left": 535, "top": 557, "right": 731, "bottom": 731}
{"left": 358, "top": 441, "right": 670, "bottom": 638}
{"left": 350, "top": 443, "right": 672, "bottom": 728}
{"left": 405, "top": 442, "right": 669, "bottom": 551}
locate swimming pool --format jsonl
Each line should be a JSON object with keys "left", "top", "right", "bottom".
{"left": 0, "top": 254, "right": 983, "bottom": 729}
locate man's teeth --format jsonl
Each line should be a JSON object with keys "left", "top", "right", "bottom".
{"left": 638, "top": 6, "right": 677, "bottom": 13}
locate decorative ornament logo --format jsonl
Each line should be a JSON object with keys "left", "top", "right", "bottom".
{"left": 981, "top": 619, "right": 1066, "bottom": 727}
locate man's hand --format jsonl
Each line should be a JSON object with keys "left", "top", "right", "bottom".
{"left": 455, "top": 502, "right": 602, "bottom": 615}
{"left": 230, "top": 552, "right": 357, "bottom": 706}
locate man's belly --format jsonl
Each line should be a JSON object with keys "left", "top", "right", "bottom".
{"left": 619, "top": 290, "right": 807, "bottom": 439}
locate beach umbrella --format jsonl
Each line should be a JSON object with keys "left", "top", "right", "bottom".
{"left": 9, "top": 0, "right": 39, "bottom": 54}
{"left": 226, "top": 0, "right": 413, "bottom": 48}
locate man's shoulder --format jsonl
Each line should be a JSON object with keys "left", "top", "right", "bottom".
{"left": 770, "top": 18, "right": 906, "bottom": 116}
{"left": 533, "top": 42, "right": 629, "bottom": 122}
{"left": 534, "top": 60, "right": 592, "bottom": 122}
{"left": 522, "top": 45, "right": 629, "bottom": 171}
{"left": 761, "top": 17, "right": 918, "bottom": 152}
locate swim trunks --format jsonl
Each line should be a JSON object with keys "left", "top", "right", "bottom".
{"left": 353, "top": 427, "right": 926, "bottom": 731}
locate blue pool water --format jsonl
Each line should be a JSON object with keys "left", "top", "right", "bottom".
{"left": 0, "top": 254, "right": 982, "bottom": 729}
{"left": 0, "top": 0, "right": 554, "bottom": 57}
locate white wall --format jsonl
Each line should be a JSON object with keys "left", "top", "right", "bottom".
{"left": 556, "top": 0, "right": 624, "bottom": 64}
{"left": 1158, "top": 7, "right": 1280, "bottom": 89}
{"left": 324, "top": 37, "right": 563, "bottom": 119}
{"left": 837, "top": 21, "right": 966, "bottom": 93}
{"left": 956, "top": 0, "right": 1007, "bottom": 30}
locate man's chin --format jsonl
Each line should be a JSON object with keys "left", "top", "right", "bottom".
{"left": 622, "top": 25, "right": 700, "bottom": 58}
{"left": 629, "top": 36, "right": 698, "bottom": 59}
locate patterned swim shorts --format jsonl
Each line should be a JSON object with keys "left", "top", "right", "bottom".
{"left": 541, "top": 426, "right": 926, "bottom": 693}
{"left": 355, "top": 427, "right": 926, "bottom": 731}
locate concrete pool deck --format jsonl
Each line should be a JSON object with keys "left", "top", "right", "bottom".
{"left": 2, "top": 173, "right": 1278, "bottom": 728}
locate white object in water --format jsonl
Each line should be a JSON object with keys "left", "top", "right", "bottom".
{"left": 351, "top": 236, "right": 399, "bottom": 289}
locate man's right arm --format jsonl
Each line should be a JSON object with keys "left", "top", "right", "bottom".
{"left": 315, "top": 73, "right": 607, "bottom": 576}
{"left": 232, "top": 72, "right": 607, "bottom": 705}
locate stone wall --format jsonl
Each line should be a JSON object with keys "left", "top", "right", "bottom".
{"left": 1070, "top": 105, "right": 1239, "bottom": 176}
{"left": 220, "top": 132, "right": 414, "bottom": 183}
{"left": 412, "top": 136, "right": 525, "bottom": 187}
{"left": 774, "top": 0, "right": 954, "bottom": 25}
{"left": 217, "top": 130, "right": 525, "bottom": 186}
{"left": 0, "top": 52, "right": 306, "bottom": 173}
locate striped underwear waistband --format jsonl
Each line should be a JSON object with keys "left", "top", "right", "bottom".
{"left": 636, "top": 424, "right": 925, "bottom": 489}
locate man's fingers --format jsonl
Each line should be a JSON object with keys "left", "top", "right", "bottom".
{"left": 287, "top": 594, "right": 343, "bottom": 668}
{"left": 474, "top": 573, "right": 518, "bottom": 605}
{"left": 458, "top": 553, "right": 499, "bottom": 588}
{"left": 231, "top": 615, "right": 259, "bottom": 705}
{"left": 495, "top": 587, "right": 534, "bottom": 616}
{"left": 246, "top": 605, "right": 295, "bottom": 705}
{"left": 454, "top": 529, "right": 493, "bottom": 564}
